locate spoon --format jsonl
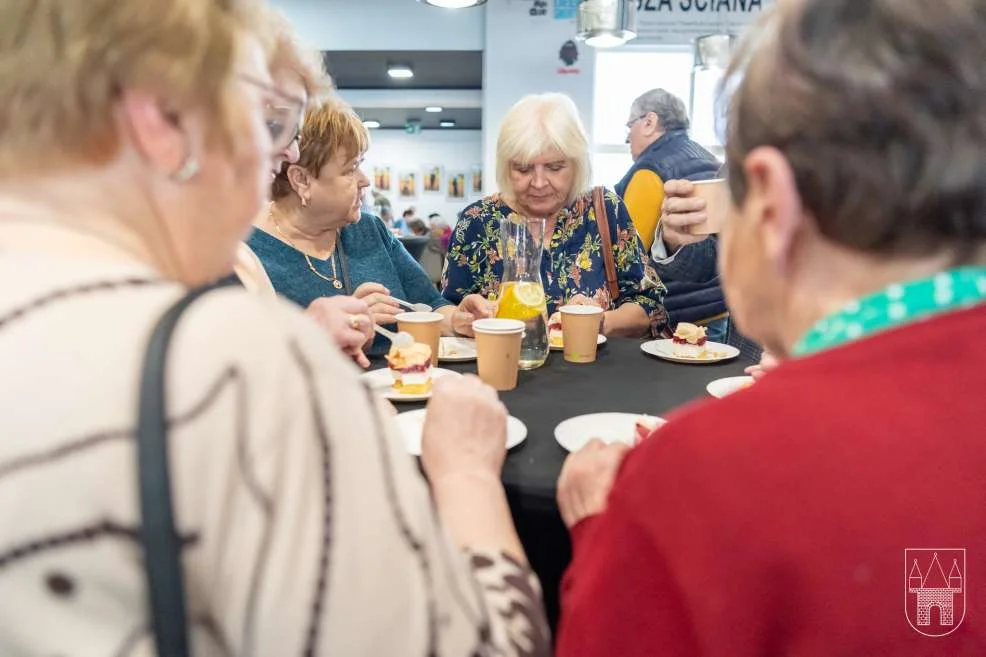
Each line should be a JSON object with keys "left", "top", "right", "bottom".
{"left": 374, "top": 324, "right": 415, "bottom": 348}
{"left": 391, "top": 297, "right": 432, "bottom": 313}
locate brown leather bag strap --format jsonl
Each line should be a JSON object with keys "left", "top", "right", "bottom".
{"left": 592, "top": 186, "right": 620, "bottom": 304}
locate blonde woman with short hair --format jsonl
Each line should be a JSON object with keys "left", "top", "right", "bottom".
{"left": 442, "top": 93, "right": 666, "bottom": 338}
{"left": 0, "top": 1, "right": 550, "bottom": 655}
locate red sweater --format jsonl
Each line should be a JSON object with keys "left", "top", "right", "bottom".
{"left": 558, "top": 306, "right": 986, "bottom": 656}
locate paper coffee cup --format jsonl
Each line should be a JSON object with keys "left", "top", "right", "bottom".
{"left": 559, "top": 305, "right": 603, "bottom": 363}
{"left": 690, "top": 179, "right": 730, "bottom": 236}
{"left": 472, "top": 318, "right": 525, "bottom": 391}
{"left": 396, "top": 311, "right": 443, "bottom": 363}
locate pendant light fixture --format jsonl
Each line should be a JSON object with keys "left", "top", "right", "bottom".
{"left": 418, "top": 0, "right": 487, "bottom": 8}
{"left": 576, "top": 0, "right": 637, "bottom": 48}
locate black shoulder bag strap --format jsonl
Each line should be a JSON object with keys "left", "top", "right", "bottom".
{"left": 137, "top": 282, "right": 228, "bottom": 657}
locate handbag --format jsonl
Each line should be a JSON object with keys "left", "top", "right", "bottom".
{"left": 591, "top": 186, "right": 620, "bottom": 305}
{"left": 136, "top": 282, "right": 230, "bottom": 657}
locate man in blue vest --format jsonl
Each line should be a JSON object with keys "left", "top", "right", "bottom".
{"left": 614, "top": 88, "right": 729, "bottom": 341}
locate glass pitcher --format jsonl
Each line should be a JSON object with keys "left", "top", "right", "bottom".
{"left": 496, "top": 214, "right": 549, "bottom": 370}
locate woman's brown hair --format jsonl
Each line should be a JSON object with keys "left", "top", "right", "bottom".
{"left": 271, "top": 96, "right": 369, "bottom": 200}
{"left": 724, "top": 0, "right": 986, "bottom": 262}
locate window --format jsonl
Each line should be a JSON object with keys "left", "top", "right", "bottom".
{"left": 591, "top": 47, "right": 723, "bottom": 187}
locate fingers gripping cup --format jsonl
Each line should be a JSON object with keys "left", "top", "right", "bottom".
{"left": 396, "top": 312, "right": 443, "bottom": 360}
{"left": 559, "top": 305, "right": 603, "bottom": 363}
{"left": 472, "top": 318, "right": 525, "bottom": 391}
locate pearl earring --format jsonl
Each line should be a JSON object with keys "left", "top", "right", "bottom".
{"left": 170, "top": 156, "right": 199, "bottom": 183}
{"left": 301, "top": 196, "right": 309, "bottom": 208}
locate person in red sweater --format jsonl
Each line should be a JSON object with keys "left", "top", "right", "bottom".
{"left": 555, "top": 0, "right": 986, "bottom": 655}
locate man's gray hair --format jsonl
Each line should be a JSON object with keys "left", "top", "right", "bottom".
{"left": 630, "top": 88, "right": 690, "bottom": 132}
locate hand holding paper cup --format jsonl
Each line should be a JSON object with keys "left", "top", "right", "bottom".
{"left": 688, "top": 179, "right": 729, "bottom": 236}
{"left": 472, "top": 318, "right": 525, "bottom": 391}
{"left": 560, "top": 304, "right": 603, "bottom": 363}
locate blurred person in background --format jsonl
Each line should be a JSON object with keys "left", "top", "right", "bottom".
{"left": 0, "top": 1, "right": 550, "bottom": 654}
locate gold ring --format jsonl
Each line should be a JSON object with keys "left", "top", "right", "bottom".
{"left": 348, "top": 314, "right": 362, "bottom": 329}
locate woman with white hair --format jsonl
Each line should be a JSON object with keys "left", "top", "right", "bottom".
{"left": 441, "top": 93, "right": 666, "bottom": 337}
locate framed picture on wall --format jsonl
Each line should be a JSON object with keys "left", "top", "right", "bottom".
{"left": 373, "top": 166, "right": 391, "bottom": 192}
{"left": 447, "top": 171, "right": 466, "bottom": 200}
{"left": 471, "top": 165, "right": 483, "bottom": 195}
{"left": 398, "top": 171, "right": 417, "bottom": 198}
{"left": 422, "top": 165, "right": 442, "bottom": 194}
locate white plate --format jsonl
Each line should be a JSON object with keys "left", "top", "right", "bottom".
{"left": 554, "top": 412, "right": 666, "bottom": 452}
{"left": 549, "top": 334, "right": 607, "bottom": 351}
{"left": 706, "top": 376, "right": 755, "bottom": 398}
{"left": 394, "top": 409, "right": 528, "bottom": 455}
{"left": 438, "top": 337, "right": 477, "bottom": 362}
{"left": 640, "top": 339, "right": 740, "bottom": 364}
{"left": 360, "top": 367, "right": 458, "bottom": 402}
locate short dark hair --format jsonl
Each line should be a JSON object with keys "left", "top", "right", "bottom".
{"left": 402, "top": 208, "right": 414, "bottom": 218}
{"left": 724, "top": 0, "right": 986, "bottom": 262}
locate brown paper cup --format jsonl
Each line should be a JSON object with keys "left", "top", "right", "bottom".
{"left": 690, "top": 179, "right": 730, "bottom": 236}
{"left": 560, "top": 305, "right": 603, "bottom": 363}
{"left": 396, "top": 312, "right": 443, "bottom": 363}
{"left": 472, "top": 318, "right": 525, "bottom": 391}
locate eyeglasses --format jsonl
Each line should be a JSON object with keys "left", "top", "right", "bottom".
{"left": 625, "top": 114, "right": 647, "bottom": 132}
{"left": 624, "top": 113, "right": 650, "bottom": 144}
{"left": 238, "top": 73, "right": 306, "bottom": 152}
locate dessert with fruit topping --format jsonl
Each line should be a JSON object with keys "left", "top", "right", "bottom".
{"left": 671, "top": 322, "right": 708, "bottom": 358}
{"left": 548, "top": 311, "right": 563, "bottom": 348}
{"left": 385, "top": 342, "right": 433, "bottom": 394}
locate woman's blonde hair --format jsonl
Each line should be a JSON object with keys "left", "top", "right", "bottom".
{"left": 272, "top": 96, "right": 369, "bottom": 200}
{"left": 0, "top": 0, "right": 263, "bottom": 178}
{"left": 262, "top": 7, "right": 330, "bottom": 102}
{"left": 495, "top": 93, "right": 592, "bottom": 205}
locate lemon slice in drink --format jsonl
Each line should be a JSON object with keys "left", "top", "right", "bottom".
{"left": 513, "top": 282, "right": 545, "bottom": 308}
{"left": 498, "top": 282, "right": 546, "bottom": 321}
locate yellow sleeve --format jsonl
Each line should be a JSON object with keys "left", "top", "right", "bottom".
{"left": 622, "top": 170, "right": 665, "bottom": 252}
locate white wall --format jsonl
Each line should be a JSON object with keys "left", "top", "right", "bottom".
{"left": 482, "top": 2, "right": 595, "bottom": 195}
{"left": 270, "top": 0, "right": 485, "bottom": 51}
{"left": 363, "top": 130, "right": 484, "bottom": 222}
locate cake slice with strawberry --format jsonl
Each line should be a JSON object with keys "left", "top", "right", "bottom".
{"left": 671, "top": 322, "right": 708, "bottom": 358}
{"left": 385, "top": 342, "right": 433, "bottom": 394}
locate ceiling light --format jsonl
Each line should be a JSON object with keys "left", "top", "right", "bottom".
{"left": 576, "top": 0, "right": 637, "bottom": 48}
{"left": 419, "top": 0, "right": 488, "bottom": 8}
{"left": 387, "top": 65, "right": 414, "bottom": 79}
{"left": 425, "top": 106, "right": 443, "bottom": 113}
{"left": 363, "top": 120, "right": 381, "bottom": 129}
{"left": 439, "top": 120, "right": 456, "bottom": 128}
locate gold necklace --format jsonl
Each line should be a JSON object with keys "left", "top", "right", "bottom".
{"left": 270, "top": 214, "right": 344, "bottom": 290}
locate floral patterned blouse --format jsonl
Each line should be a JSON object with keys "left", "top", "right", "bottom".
{"left": 441, "top": 190, "right": 666, "bottom": 327}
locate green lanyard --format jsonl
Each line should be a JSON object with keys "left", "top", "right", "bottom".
{"left": 793, "top": 267, "right": 986, "bottom": 357}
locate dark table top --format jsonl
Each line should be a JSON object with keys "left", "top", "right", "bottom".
{"left": 379, "top": 336, "right": 754, "bottom": 508}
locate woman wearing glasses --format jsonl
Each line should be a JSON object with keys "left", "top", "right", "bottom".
{"left": 249, "top": 96, "right": 491, "bottom": 354}
{"left": 0, "top": 1, "right": 550, "bottom": 655}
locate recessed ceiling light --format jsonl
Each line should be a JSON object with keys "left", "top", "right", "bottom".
{"left": 387, "top": 65, "right": 414, "bottom": 79}
{"left": 419, "top": 0, "right": 488, "bottom": 7}
{"left": 439, "top": 120, "right": 456, "bottom": 128}
{"left": 363, "top": 120, "right": 381, "bottom": 129}
{"left": 425, "top": 106, "right": 443, "bottom": 113}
